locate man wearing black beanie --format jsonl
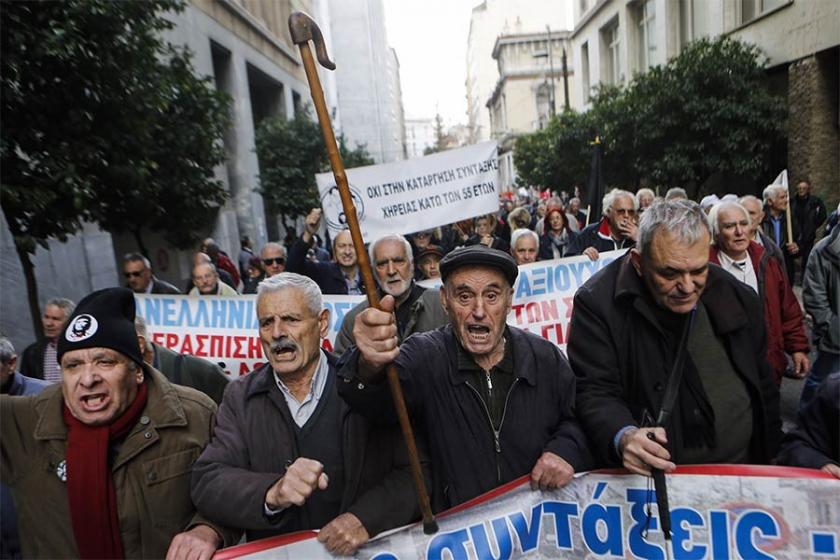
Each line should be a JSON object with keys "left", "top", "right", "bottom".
{"left": 1, "top": 287, "right": 236, "bottom": 559}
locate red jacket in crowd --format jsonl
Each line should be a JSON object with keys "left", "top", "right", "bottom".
{"left": 710, "top": 241, "right": 809, "bottom": 385}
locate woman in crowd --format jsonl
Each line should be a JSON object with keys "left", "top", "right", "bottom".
{"left": 539, "top": 207, "right": 576, "bottom": 260}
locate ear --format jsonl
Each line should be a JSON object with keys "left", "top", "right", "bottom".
{"left": 135, "top": 365, "right": 145, "bottom": 385}
{"left": 318, "top": 308, "right": 331, "bottom": 339}
{"left": 630, "top": 248, "right": 643, "bottom": 276}
{"left": 439, "top": 286, "right": 449, "bottom": 314}
{"left": 137, "top": 335, "right": 147, "bottom": 358}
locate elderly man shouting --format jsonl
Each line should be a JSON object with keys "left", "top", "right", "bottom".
{"left": 339, "top": 245, "right": 590, "bottom": 511}
{"left": 0, "top": 288, "right": 227, "bottom": 559}
{"left": 190, "top": 273, "right": 421, "bottom": 556}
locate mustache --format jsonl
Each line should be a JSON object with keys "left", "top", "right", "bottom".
{"left": 269, "top": 339, "right": 298, "bottom": 353}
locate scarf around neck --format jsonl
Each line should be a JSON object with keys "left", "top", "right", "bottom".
{"left": 62, "top": 380, "right": 149, "bottom": 559}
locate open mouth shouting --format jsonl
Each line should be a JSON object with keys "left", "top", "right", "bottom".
{"left": 269, "top": 339, "right": 299, "bottom": 362}
{"left": 79, "top": 393, "right": 110, "bottom": 412}
{"left": 466, "top": 323, "right": 492, "bottom": 344}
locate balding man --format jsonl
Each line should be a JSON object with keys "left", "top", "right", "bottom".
{"left": 189, "top": 263, "right": 237, "bottom": 296}
{"left": 708, "top": 201, "right": 809, "bottom": 386}
{"left": 333, "top": 234, "right": 447, "bottom": 355}
{"left": 567, "top": 189, "right": 638, "bottom": 261}
{"left": 260, "top": 242, "right": 287, "bottom": 278}
{"left": 287, "top": 208, "right": 362, "bottom": 295}
{"left": 123, "top": 253, "right": 181, "bottom": 294}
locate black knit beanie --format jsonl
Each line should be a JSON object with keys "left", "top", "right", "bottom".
{"left": 57, "top": 287, "right": 143, "bottom": 366}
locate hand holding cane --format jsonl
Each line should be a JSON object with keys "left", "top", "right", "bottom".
{"left": 288, "top": 12, "right": 438, "bottom": 534}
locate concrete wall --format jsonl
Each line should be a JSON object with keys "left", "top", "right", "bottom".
{"left": 1, "top": 213, "right": 119, "bottom": 353}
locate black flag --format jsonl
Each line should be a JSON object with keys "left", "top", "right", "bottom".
{"left": 585, "top": 136, "right": 604, "bottom": 226}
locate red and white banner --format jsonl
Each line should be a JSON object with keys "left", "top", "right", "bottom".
{"left": 214, "top": 466, "right": 839, "bottom": 559}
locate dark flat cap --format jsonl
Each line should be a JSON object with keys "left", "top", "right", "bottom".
{"left": 439, "top": 245, "right": 518, "bottom": 286}
{"left": 416, "top": 245, "right": 444, "bottom": 262}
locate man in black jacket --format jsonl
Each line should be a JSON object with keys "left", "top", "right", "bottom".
{"left": 123, "top": 253, "right": 181, "bottom": 294}
{"left": 287, "top": 208, "right": 362, "bottom": 295}
{"left": 191, "top": 273, "right": 418, "bottom": 556}
{"left": 791, "top": 179, "right": 827, "bottom": 270}
{"left": 567, "top": 189, "right": 637, "bottom": 260}
{"left": 568, "top": 200, "right": 781, "bottom": 475}
{"left": 339, "top": 245, "right": 590, "bottom": 511}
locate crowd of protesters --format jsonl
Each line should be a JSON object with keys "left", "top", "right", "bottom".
{"left": 1, "top": 180, "right": 837, "bottom": 559}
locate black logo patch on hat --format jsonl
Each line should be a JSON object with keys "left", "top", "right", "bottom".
{"left": 65, "top": 314, "right": 99, "bottom": 342}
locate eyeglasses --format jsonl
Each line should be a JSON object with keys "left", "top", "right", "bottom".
{"left": 124, "top": 271, "right": 144, "bottom": 278}
{"left": 262, "top": 258, "right": 285, "bottom": 266}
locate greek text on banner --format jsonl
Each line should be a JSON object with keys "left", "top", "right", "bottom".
{"left": 316, "top": 141, "right": 499, "bottom": 241}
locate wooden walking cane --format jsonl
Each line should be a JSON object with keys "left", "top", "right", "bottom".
{"left": 288, "top": 12, "right": 438, "bottom": 535}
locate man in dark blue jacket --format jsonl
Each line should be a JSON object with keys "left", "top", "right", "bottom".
{"left": 287, "top": 208, "right": 363, "bottom": 295}
{"left": 338, "top": 245, "right": 591, "bottom": 511}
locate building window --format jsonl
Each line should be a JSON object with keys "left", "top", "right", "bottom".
{"left": 601, "top": 20, "right": 621, "bottom": 85}
{"left": 637, "top": 0, "right": 656, "bottom": 71}
{"left": 581, "top": 42, "right": 590, "bottom": 101}
{"left": 741, "top": 0, "right": 786, "bottom": 24}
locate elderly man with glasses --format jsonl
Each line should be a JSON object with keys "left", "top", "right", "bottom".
{"left": 260, "top": 242, "right": 287, "bottom": 278}
{"left": 122, "top": 253, "right": 181, "bottom": 294}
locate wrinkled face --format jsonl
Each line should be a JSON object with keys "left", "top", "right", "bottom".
{"left": 569, "top": 199, "right": 580, "bottom": 213}
{"left": 475, "top": 218, "right": 492, "bottom": 237}
{"left": 258, "top": 288, "right": 329, "bottom": 379}
{"left": 418, "top": 254, "right": 441, "bottom": 279}
{"left": 441, "top": 266, "right": 512, "bottom": 359}
{"left": 123, "top": 260, "right": 152, "bottom": 292}
{"left": 536, "top": 204, "right": 547, "bottom": 218}
{"left": 374, "top": 239, "right": 412, "bottom": 298}
{"left": 796, "top": 182, "right": 810, "bottom": 197}
{"left": 638, "top": 193, "right": 654, "bottom": 209}
{"left": 412, "top": 231, "right": 432, "bottom": 250}
{"left": 193, "top": 264, "right": 218, "bottom": 295}
{"left": 740, "top": 198, "right": 764, "bottom": 237}
{"left": 333, "top": 231, "right": 357, "bottom": 268}
{"left": 513, "top": 235, "right": 538, "bottom": 265}
{"left": 61, "top": 348, "right": 142, "bottom": 426}
{"left": 548, "top": 212, "right": 564, "bottom": 232}
{"left": 632, "top": 229, "right": 710, "bottom": 314}
{"left": 261, "top": 246, "right": 286, "bottom": 277}
{"left": 769, "top": 191, "right": 789, "bottom": 212}
{"left": 43, "top": 304, "right": 68, "bottom": 340}
{"left": 607, "top": 195, "right": 637, "bottom": 235}
{"left": 716, "top": 206, "right": 751, "bottom": 258}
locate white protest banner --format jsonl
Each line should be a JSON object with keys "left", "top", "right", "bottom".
{"left": 134, "top": 293, "right": 364, "bottom": 377}
{"left": 316, "top": 141, "right": 499, "bottom": 241}
{"left": 214, "top": 465, "right": 839, "bottom": 559}
{"left": 419, "top": 250, "right": 627, "bottom": 353}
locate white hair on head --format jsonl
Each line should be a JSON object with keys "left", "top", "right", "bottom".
{"left": 762, "top": 184, "right": 786, "bottom": 204}
{"left": 738, "top": 195, "right": 762, "bottom": 208}
{"left": 260, "top": 242, "right": 287, "bottom": 257}
{"left": 0, "top": 336, "right": 15, "bottom": 363}
{"left": 665, "top": 187, "right": 688, "bottom": 200}
{"left": 368, "top": 234, "right": 413, "bottom": 267}
{"left": 708, "top": 201, "right": 750, "bottom": 238}
{"left": 46, "top": 297, "right": 76, "bottom": 316}
{"left": 635, "top": 188, "right": 655, "bottom": 204}
{"left": 638, "top": 199, "right": 710, "bottom": 257}
{"left": 257, "top": 272, "right": 323, "bottom": 316}
{"left": 510, "top": 228, "right": 539, "bottom": 248}
{"left": 602, "top": 189, "right": 637, "bottom": 216}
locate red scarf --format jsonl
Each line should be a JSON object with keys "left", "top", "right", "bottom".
{"left": 62, "top": 381, "right": 148, "bottom": 560}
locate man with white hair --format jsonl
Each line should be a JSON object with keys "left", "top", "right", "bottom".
{"left": 700, "top": 194, "right": 720, "bottom": 214}
{"left": 510, "top": 228, "right": 540, "bottom": 265}
{"left": 738, "top": 194, "right": 786, "bottom": 273}
{"left": 635, "top": 188, "right": 655, "bottom": 214}
{"left": 191, "top": 273, "right": 421, "bottom": 556}
{"left": 708, "top": 201, "right": 809, "bottom": 385}
{"left": 761, "top": 184, "right": 799, "bottom": 284}
{"left": 259, "top": 242, "right": 287, "bottom": 278}
{"left": 333, "top": 234, "right": 447, "bottom": 355}
{"left": 567, "top": 189, "right": 638, "bottom": 261}
{"left": 569, "top": 200, "right": 780, "bottom": 473}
